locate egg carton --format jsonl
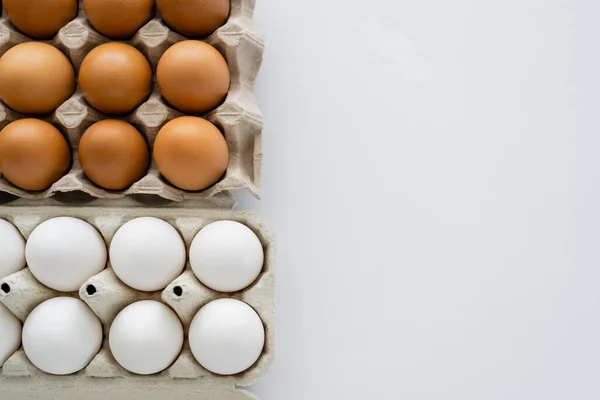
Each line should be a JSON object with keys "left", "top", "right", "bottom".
{"left": 0, "top": 0, "right": 263, "bottom": 208}
{"left": 0, "top": 203, "right": 275, "bottom": 400}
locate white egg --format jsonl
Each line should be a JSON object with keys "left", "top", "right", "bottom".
{"left": 109, "top": 300, "right": 183, "bottom": 375}
{"left": 189, "top": 221, "right": 264, "bottom": 292}
{"left": 25, "top": 217, "right": 107, "bottom": 292}
{"left": 189, "top": 298, "right": 265, "bottom": 375}
{"left": 22, "top": 297, "right": 102, "bottom": 375}
{"left": 110, "top": 217, "right": 186, "bottom": 291}
{"left": 0, "top": 303, "right": 21, "bottom": 367}
{"left": 0, "top": 219, "right": 25, "bottom": 279}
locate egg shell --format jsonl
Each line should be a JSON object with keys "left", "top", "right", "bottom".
{"left": 0, "top": 303, "right": 21, "bottom": 367}
{"left": 79, "top": 43, "right": 152, "bottom": 115}
{"left": 22, "top": 297, "right": 103, "bottom": 375}
{"left": 153, "top": 116, "right": 229, "bottom": 191}
{"left": 109, "top": 217, "right": 186, "bottom": 292}
{"left": 0, "top": 119, "right": 71, "bottom": 192}
{"left": 157, "top": 0, "right": 230, "bottom": 38}
{"left": 190, "top": 220, "right": 264, "bottom": 292}
{"left": 3, "top": 0, "right": 78, "bottom": 39}
{"left": 25, "top": 217, "right": 107, "bottom": 292}
{"left": 0, "top": 219, "right": 26, "bottom": 279}
{"left": 109, "top": 300, "right": 184, "bottom": 375}
{"left": 189, "top": 298, "right": 265, "bottom": 375}
{"left": 0, "top": 42, "right": 75, "bottom": 115}
{"left": 78, "top": 120, "right": 149, "bottom": 191}
{"left": 83, "top": 0, "right": 154, "bottom": 39}
{"left": 157, "top": 40, "right": 230, "bottom": 114}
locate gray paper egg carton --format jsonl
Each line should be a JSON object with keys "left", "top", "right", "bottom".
{"left": 0, "top": 204, "right": 275, "bottom": 400}
{"left": 0, "top": 0, "right": 263, "bottom": 208}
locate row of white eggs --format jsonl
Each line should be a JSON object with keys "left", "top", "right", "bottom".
{"left": 0, "top": 216, "right": 267, "bottom": 377}
{"left": 0, "top": 216, "right": 265, "bottom": 293}
{"left": 0, "top": 296, "right": 265, "bottom": 376}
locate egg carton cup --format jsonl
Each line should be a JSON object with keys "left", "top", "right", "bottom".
{"left": 0, "top": 204, "right": 275, "bottom": 400}
{"left": 0, "top": 0, "right": 263, "bottom": 208}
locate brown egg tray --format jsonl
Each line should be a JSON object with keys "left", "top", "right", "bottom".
{"left": 0, "top": 201, "right": 275, "bottom": 400}
{"left": 0, "top": 0, "right": 263, "bottom": 207}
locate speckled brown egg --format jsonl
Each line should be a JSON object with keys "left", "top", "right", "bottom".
{"left": 157, "top": 41, "right": 230, "bottom": 114}
{"left": 79, "top": 43, "right": 152, "bottom": 115}
{"left": 0, "top": 119, "right": 71, "bottom": 191}
{"left": 153, "top": 117, "right": 228, "bottom": 191}
{"left": 157, "top": 0, "right": 229, "bottom": 38}
{"left": 3, "top": 0, "right": 78, "bottom": 39}
{"left": 79, "top": 120, "right": 149, "bottom": 191}
{"left": 0, "top": 42, "right": 75, "bottom": 115}
{"left": 83, "top": 0, "right": 155, "bottom": 39}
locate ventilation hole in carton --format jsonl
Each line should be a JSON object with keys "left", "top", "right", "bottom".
{"left": 1, "top": 283, "right": 9, "bottom": 294}
{"left": 173, "top": 286, "right": 183, "bottom": 297}
{"left": 86, "top": 285, "right": 97, "bottom": 295}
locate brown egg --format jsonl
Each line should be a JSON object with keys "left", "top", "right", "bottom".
{"left": 79, "top": 120, "right": 149, "bottom": 190}
{"left": 157, "top": 0, "right": 229, "bottom": 38}
{"left": 157, "top": 41, "right": 230, "bottom": 114}
{"left": 3, "top": 0, "right": 78, "bottom": 39}
{"left": 83, "top": 0, "right": 154, "bottom": 39}
{"left": 79, "top": 43, "right": 152, "bottom": 115}
{"left": 0, "top": 119, "right": 71, "bottom": 191}
{"left": 153, "top": 117, "right": 228, "bottom": 191}
{"left": 0, "top": 42, "right": 75, "bottom": 115}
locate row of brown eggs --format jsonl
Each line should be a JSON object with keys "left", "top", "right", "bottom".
{"left": 0, "top": 40, "right": 230, "bottom": 116}
{"left": 0, "top": 0, "right": 234, "bottom": 194}
{"left": 3, "top": 0, "right": 229, "bottom": 40}
{"left": 0, "top": 117, "right": 228, "bottom": 192}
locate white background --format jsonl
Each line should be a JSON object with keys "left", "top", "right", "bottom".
{"left": 238, "top": 0, "right": 597, "bottom": 399}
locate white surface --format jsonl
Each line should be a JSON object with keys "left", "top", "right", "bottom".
{"left": 239, "top": 0, "right": 595, "bottom": 399}
{"left": 0, "top": 303, "right": 20, "bottom": 367}
{"left": 110, "top": 217, "right": 186, "bottom": 291}
{"left": 109, "top": 300, "right": 184, "bottom": 375}
{"left": 22, "top": 297, "right": 102, "bottom": 375}
{"left": 189, "top": 298, "right": 265, "bottom": 375}
{"left": 190, "top": 220, "right": 264, "bottom": 292}
{"left": 26, "top": 217, "right": 106, "bottom": 292}
{"left": 0, "top": 219, "right": 25, "bottom": 279}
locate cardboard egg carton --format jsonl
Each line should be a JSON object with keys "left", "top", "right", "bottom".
{"left": 0, "top": 203, "right": 275, "bottom": 400}
{"left": 0, "top": 0, "right": 263, "bottom": 208}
